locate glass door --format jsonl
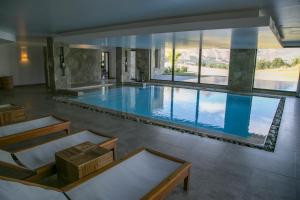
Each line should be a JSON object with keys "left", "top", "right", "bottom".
{"left": 101, "top": 52, "right": 109, "bottom": 79}
{"left": 130, "top": 50, "right": 136, "bottom": 80}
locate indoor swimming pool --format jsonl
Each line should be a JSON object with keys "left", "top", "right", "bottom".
{"left": 68, "top": 85, "right": 283, "bottom": 148}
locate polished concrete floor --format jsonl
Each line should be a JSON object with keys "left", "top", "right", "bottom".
{"left": 1, "top": 85, "right": 299, "bottom": 200}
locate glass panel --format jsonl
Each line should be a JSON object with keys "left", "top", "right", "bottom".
{"left": 101, "top": 52, "right": 109, "bottom": 79}
{"left": 174, "top": 47, "right": 199, "bottom": 82}
{"left": 200, "top": 48, "right": 230, "bottom": 85}
{"left": 173, "top": 31, "right": 200, "bottom": 82}
{"left": 254, "top": 48, "right": 300, "bottom": 91}
{"left": 129, "top": 51, "right": 136, "bottom": 80}
{"left": 151, "top": 47, "right": 173, "bottom": 81}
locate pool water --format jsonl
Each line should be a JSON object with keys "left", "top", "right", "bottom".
{"left": 71, "top": 85, "right": 280, "bottom": 140}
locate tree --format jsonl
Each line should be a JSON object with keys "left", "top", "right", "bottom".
{"left": 167, "top": 52, "right": 181, "bottom": 65}
{"left": 257, "top": 59, "right": 271, "bottom": 69}
{"left": 292, "top": 57, "right": 300, "bottom": 66}
{"left": 271, "top": 58, "right": 285, "bottom": 68}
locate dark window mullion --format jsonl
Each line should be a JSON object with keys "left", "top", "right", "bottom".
{"left": 198, "top": 33, "right": 203, "bottom": 84}
{"left": 171, "top": 34, "right": 175, "bottom": 82}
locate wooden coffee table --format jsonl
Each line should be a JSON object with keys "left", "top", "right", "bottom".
{"left": 0, "top": 104, "right": 26, "bottom": 125}
{"left": 55, "top": 142, "right": 113, "bottom": 183}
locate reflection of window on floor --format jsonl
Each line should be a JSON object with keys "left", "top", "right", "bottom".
{"left": 254, "top": 48, "right": 300, "bottom": 92}
{"left": 200, "top": 49, "right": 230, "bottom": 85}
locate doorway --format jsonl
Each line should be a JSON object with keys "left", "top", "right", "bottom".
{"left": 130, "top": 50, "right": 136, "bottom": 80}
{"left": 100, "top": 52, "right": 110, "bottom": 79}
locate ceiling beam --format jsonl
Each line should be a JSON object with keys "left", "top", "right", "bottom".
{"left": 55, "top": 10, "right": 274, "bottom": 40}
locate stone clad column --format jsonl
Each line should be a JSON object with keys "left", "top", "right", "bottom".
{"left": 53, "top": 45, "right": 72, "bottom": 89}
{"left": 43, "top": 46, "right": 50, "bottom": 88}
{"left": 116, "top": 47, "right": 123, "bottom": 84}
{"left": 136, "top": 49, "right": 150, "bottom": 82}
{"left": 228, "top": 29, "right": 258, "bottom": 92}
{"left": 228, "top": 49, "right": 257, "bottom": 92}
{"left": 46, "top": 38, "right": 72, "bottom": 90}
{"left": 46, "top": 37, "right": 56, "bottom": 90}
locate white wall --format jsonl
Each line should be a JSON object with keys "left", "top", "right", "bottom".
{"left": 0, "top": 44, "right": 11, "bottom": 75}
{"left": 0, "top": 43, "right": 45, "bottom": 86}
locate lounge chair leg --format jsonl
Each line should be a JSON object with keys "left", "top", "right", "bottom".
{"left": 184, "top": 175, "right": 190, "bottom": 191}
{"left": 66, "top": 128, "right": 70, "bottom": 134}
{"left": 113, "top": 147, "right": 117, "bottom": 160}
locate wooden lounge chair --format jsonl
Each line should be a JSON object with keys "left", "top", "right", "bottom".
{"left": 62, "top": 148, "right": 191, "bottom": 200}
{"left": 0, "top": 149, "right": 34, "bottom": 179}
{"left": 0, "top": 130, "right": 117, "bottom": 180}
{"left": 0, "top": 115, "right": 70, "bottom": 147}
{"left": 0, "top": 148, "right": 191, "bottom": 200}
{"left": 0, "top": 104, "right": 26, "bottom": 126}
{"left": 0, "top": 176, "right": 67, "bottom": 200}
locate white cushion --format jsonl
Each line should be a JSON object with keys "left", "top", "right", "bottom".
{"left": 0, "top": 104, "right": 12, "bottom": 109}
{"left": 0, "top": 179, "right": 67, "bottom": 200}
{"left": 15, "top": 130, "right": 109, "bottom": 169}
{"left": 0, "top": 116, "right": 62, "bottom": 137}
{"left": 0, "top": 149, "right": 18, "bottom": 166}
{"left": 66, "top": 150, "right": 181, "bottom": 200}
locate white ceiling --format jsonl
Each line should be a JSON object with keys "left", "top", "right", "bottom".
{"left": 0, "top": 0, "right": 299, "bottom": 47}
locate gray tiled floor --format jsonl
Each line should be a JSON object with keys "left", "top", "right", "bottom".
{"left": 1, "top": 85, "right": 300, "bottom": 200}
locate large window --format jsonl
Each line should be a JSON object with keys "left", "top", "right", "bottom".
{"left": 254, "top": 48, "right": 300, "bottom": 91}
{"left": 173, "top": 32, "right": 200, "bottom": 83}
{"left": 150, "top": 33, "right": 229, "bottom": 86}
{"left": 200, "top": 48, "right": 230, "bottom": 85}
{"left": 174, "top": 47, "right": 199, "bottom": 82}
{"left": 151, "top": 47, "right": 172, "bottom": 81}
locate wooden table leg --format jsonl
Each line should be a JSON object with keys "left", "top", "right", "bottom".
{"left": 184, "top": 175, "right": 190, "bottom": 191}
{"left": 113, "top": 146, "right": 117, "bottom": 160}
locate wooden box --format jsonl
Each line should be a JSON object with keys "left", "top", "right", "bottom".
{"left": 56, "top": 142, "right": 113, "bottom": 183}
{"left": 0, "top": 104, "right": 26, "bottom": 125}
{"left": 0, "top": 76, "right": 14, "bottom": 89}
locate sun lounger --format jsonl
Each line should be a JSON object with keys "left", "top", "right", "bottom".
{"left": 0, "top": 176, "right": 67, "bottom": 200}
{"left": 0, "top": 130, "right": 117, "bottom": 180}
{"left": 0, "top": 149, "right": 34, "bottom": 179}
{"left": 0, "top": 148, "right": 191, "bottom": 200}
{"left": 0, "top": 149, "right": 16, "bottom": 167}
{"left": 15, "top": 130, "right": 117, "bottom": 179}
{"left": 0, "top": 115, "right": 70, "bottom": 147}
{"left": 62, "top": 148, "right": 191, "bottom": 200}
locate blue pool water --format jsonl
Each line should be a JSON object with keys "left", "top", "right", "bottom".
{"left": 71, "top": 86, "right": 280, "bottom": 139}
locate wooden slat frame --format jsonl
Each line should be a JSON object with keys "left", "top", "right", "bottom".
{"left": 0, "top": 104, "right": 23, "bottom": 112}
{"left": 61, "top": 148, "right": 191, "bottom": 200}
{"left": 0, "top": 160, "right": 34, "bottom": 180}
{"left": 1, "top": 148, "right": 190, "bottom": 200}
{"left": 0, "top": 175, "right": 64, "bottom": 193}
{"left": 0, "top": 115, "right": 70, "bottom": 147}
